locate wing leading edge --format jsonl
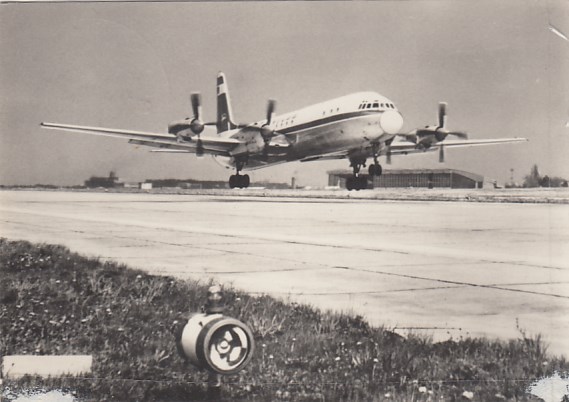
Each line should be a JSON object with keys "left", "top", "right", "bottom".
{"left": 388, "top": 137, "right": 528, "bottom": 155}
{"left": 40, "top": 122, "right": 242, "bottom": 157}
{"left": 298, "top": 137, "right": 528, "bottom": 163}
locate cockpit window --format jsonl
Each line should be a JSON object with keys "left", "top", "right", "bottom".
{"left": 367, "top": 104, "right": 372, "bottom": 109}
{"left": 372, "top": 103, "right": 379, "bottom": 108}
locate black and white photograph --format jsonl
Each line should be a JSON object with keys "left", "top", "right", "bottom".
{"left": 1, "top": 0, "right": 568, "bottom": 400}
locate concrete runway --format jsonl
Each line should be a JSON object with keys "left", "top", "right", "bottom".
{"left": 1, "top": 190, "right": 568, "bottom": 356}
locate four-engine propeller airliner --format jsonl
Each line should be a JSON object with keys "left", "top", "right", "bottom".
{"left": 42, "top": 72, "right": 527, "bottom": 190}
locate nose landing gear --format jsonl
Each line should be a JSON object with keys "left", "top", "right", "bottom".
{"left": 368, "top": 163, "right": 382, "bottom": 177}
{"left": 368, "top": 144, "right": 383, "bottom": 177}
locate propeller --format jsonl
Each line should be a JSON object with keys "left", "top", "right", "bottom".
{"left": 166, "top": 93, "right": 217, "bottom": 157}
{"left": 260, "top": 99, "right": 277, "bottom": 139}
{"left": 188, "top": 94, "right": 206, "bottom": 156}
{"left": 439, "top": 145, "right": 445, "bottom": 163}
{"left": 259, "top": 100, "right": 277, "bottom": 157}
{"left": 189, "top": 93, "right": 205, "bottom": 135}
{"left": 413, "top": 102, "right": 468, "bottom": 146}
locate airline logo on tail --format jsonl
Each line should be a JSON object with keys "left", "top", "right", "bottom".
{"left": 216, "top": 73, "right": 237, "bottom": 133}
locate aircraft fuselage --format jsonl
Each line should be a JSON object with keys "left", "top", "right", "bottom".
{"left": 215, "top": 91, "right": 404, "bottom": 170}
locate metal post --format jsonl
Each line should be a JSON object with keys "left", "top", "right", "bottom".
{"left": 206, "top": 372, "right": 222, "bottom": 399}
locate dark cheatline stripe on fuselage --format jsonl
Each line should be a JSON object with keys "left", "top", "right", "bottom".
{"left": 277, "top": 110, "right": 380, "bottom": 135}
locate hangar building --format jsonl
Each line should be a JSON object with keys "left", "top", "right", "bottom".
{"left": 328, "top": 168, "right": 484, "bottom": 189}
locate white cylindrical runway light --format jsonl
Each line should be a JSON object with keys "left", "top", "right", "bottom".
{"left": 178, "top": 313, "right": 255, "bottom": 375}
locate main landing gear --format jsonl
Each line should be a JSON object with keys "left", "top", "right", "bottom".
{"left": 229, "top": 160, "right": 250, "bottom": 189}
{"left": 346, "top": 175, "right": 367, "bottom": 191}
{"left": 229, "top": 174, "right": 250, "bottom": 189}
{"left": 346, "top": 157, "right": 368, "bottom": 191}
{"left": 346, "top": 156, "right": 383, "bottom": 191}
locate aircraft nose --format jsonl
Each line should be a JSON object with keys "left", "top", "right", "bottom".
{"left": 380, "top": 110, "right": 403, "bottom": 135}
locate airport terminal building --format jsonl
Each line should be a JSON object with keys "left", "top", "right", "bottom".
{"left": 328, "top": 168, "right": 484, "bottom": 189}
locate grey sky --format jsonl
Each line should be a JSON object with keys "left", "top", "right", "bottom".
{"left": 1, "top": 1, "right": 568, "bottom": 186}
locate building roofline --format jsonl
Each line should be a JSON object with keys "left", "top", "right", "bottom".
{"left": 327, "top": 168, "right": 483, "bottom": 181}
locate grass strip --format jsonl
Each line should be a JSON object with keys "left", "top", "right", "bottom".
{"left": 1, "top": 238, "right": 567, "bottom": 401}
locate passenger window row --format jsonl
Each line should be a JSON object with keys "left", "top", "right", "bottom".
{"left": 358, "top": 101, "right": 395, "bottom": 110}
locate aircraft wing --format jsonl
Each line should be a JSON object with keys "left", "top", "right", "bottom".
{"left": 127, "top": 138, "right": 239, "bottom": 156}
{"left": 298, "top": 137, "right": 528, "bottom": 162}
{"left": 427, "top": 138, "right": 528, "bottom": 148}
{"left": 389, "top": 137, "right": 528, "bottom": 154}
{"left": 149, "top": 149, "right": 192, "bottom": 153}
{"left": 299, "top": 150, "right": 350, "bottom": 162}
{"left": 40, "top": 122, "right": 242, "bottom": 157}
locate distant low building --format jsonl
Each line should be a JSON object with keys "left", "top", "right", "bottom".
{"left": 328, "top": 168, "right": 484, "bottom": 189}
{"left": 144, "top": 178, "right": 290, "bottom": 190}
{"left": 85, "top": 171, "right": 123, "bottom": 188}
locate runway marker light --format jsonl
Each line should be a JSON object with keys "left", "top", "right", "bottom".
{"left": 176, "top": 285, "right": 255, "bottom": 377}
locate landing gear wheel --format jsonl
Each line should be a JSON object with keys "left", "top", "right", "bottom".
{"left": 229, "top": 175, "right": 237, "bottom": 189}
{"left": 368, "top": 163, "right": 382, "bottom": 177}
{"left": 346, "top": 176, "right": 368, "bottom": 191}
{"left": 229, "top": 174, "right": 250, "bottom": 189}
{"left": 346, "top": 177, "right": 354, "bottom": 191}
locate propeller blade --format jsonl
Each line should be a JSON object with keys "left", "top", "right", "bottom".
{"left": 196, "top": 138, "right": 204, "bottom": 157}
{"left": 386, "top": 149, "right": 392, "bottom": 164}
{"left": 439, "top": 145, "right": 445, "bottom": 163}
{"left": 438, "top": 102, "right": 447, "bottom": 129}
{"left": 448, "top": 131, "right": 468, "bottom": 139}
{"left": 190, "top": 93, "right": 202, "bottom": 120}
{"left": 188, "top": 93, "right": 207, "bottom": 135}
{"left": 266, "top": 99, "right": 276, "bottom": 125}
{"left": 260, "top": 99, "right": 277, "bottom": 142}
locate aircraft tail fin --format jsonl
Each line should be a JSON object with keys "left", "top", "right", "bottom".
{"left": 216, "top": 72, "right": 238, "bottom": 133}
